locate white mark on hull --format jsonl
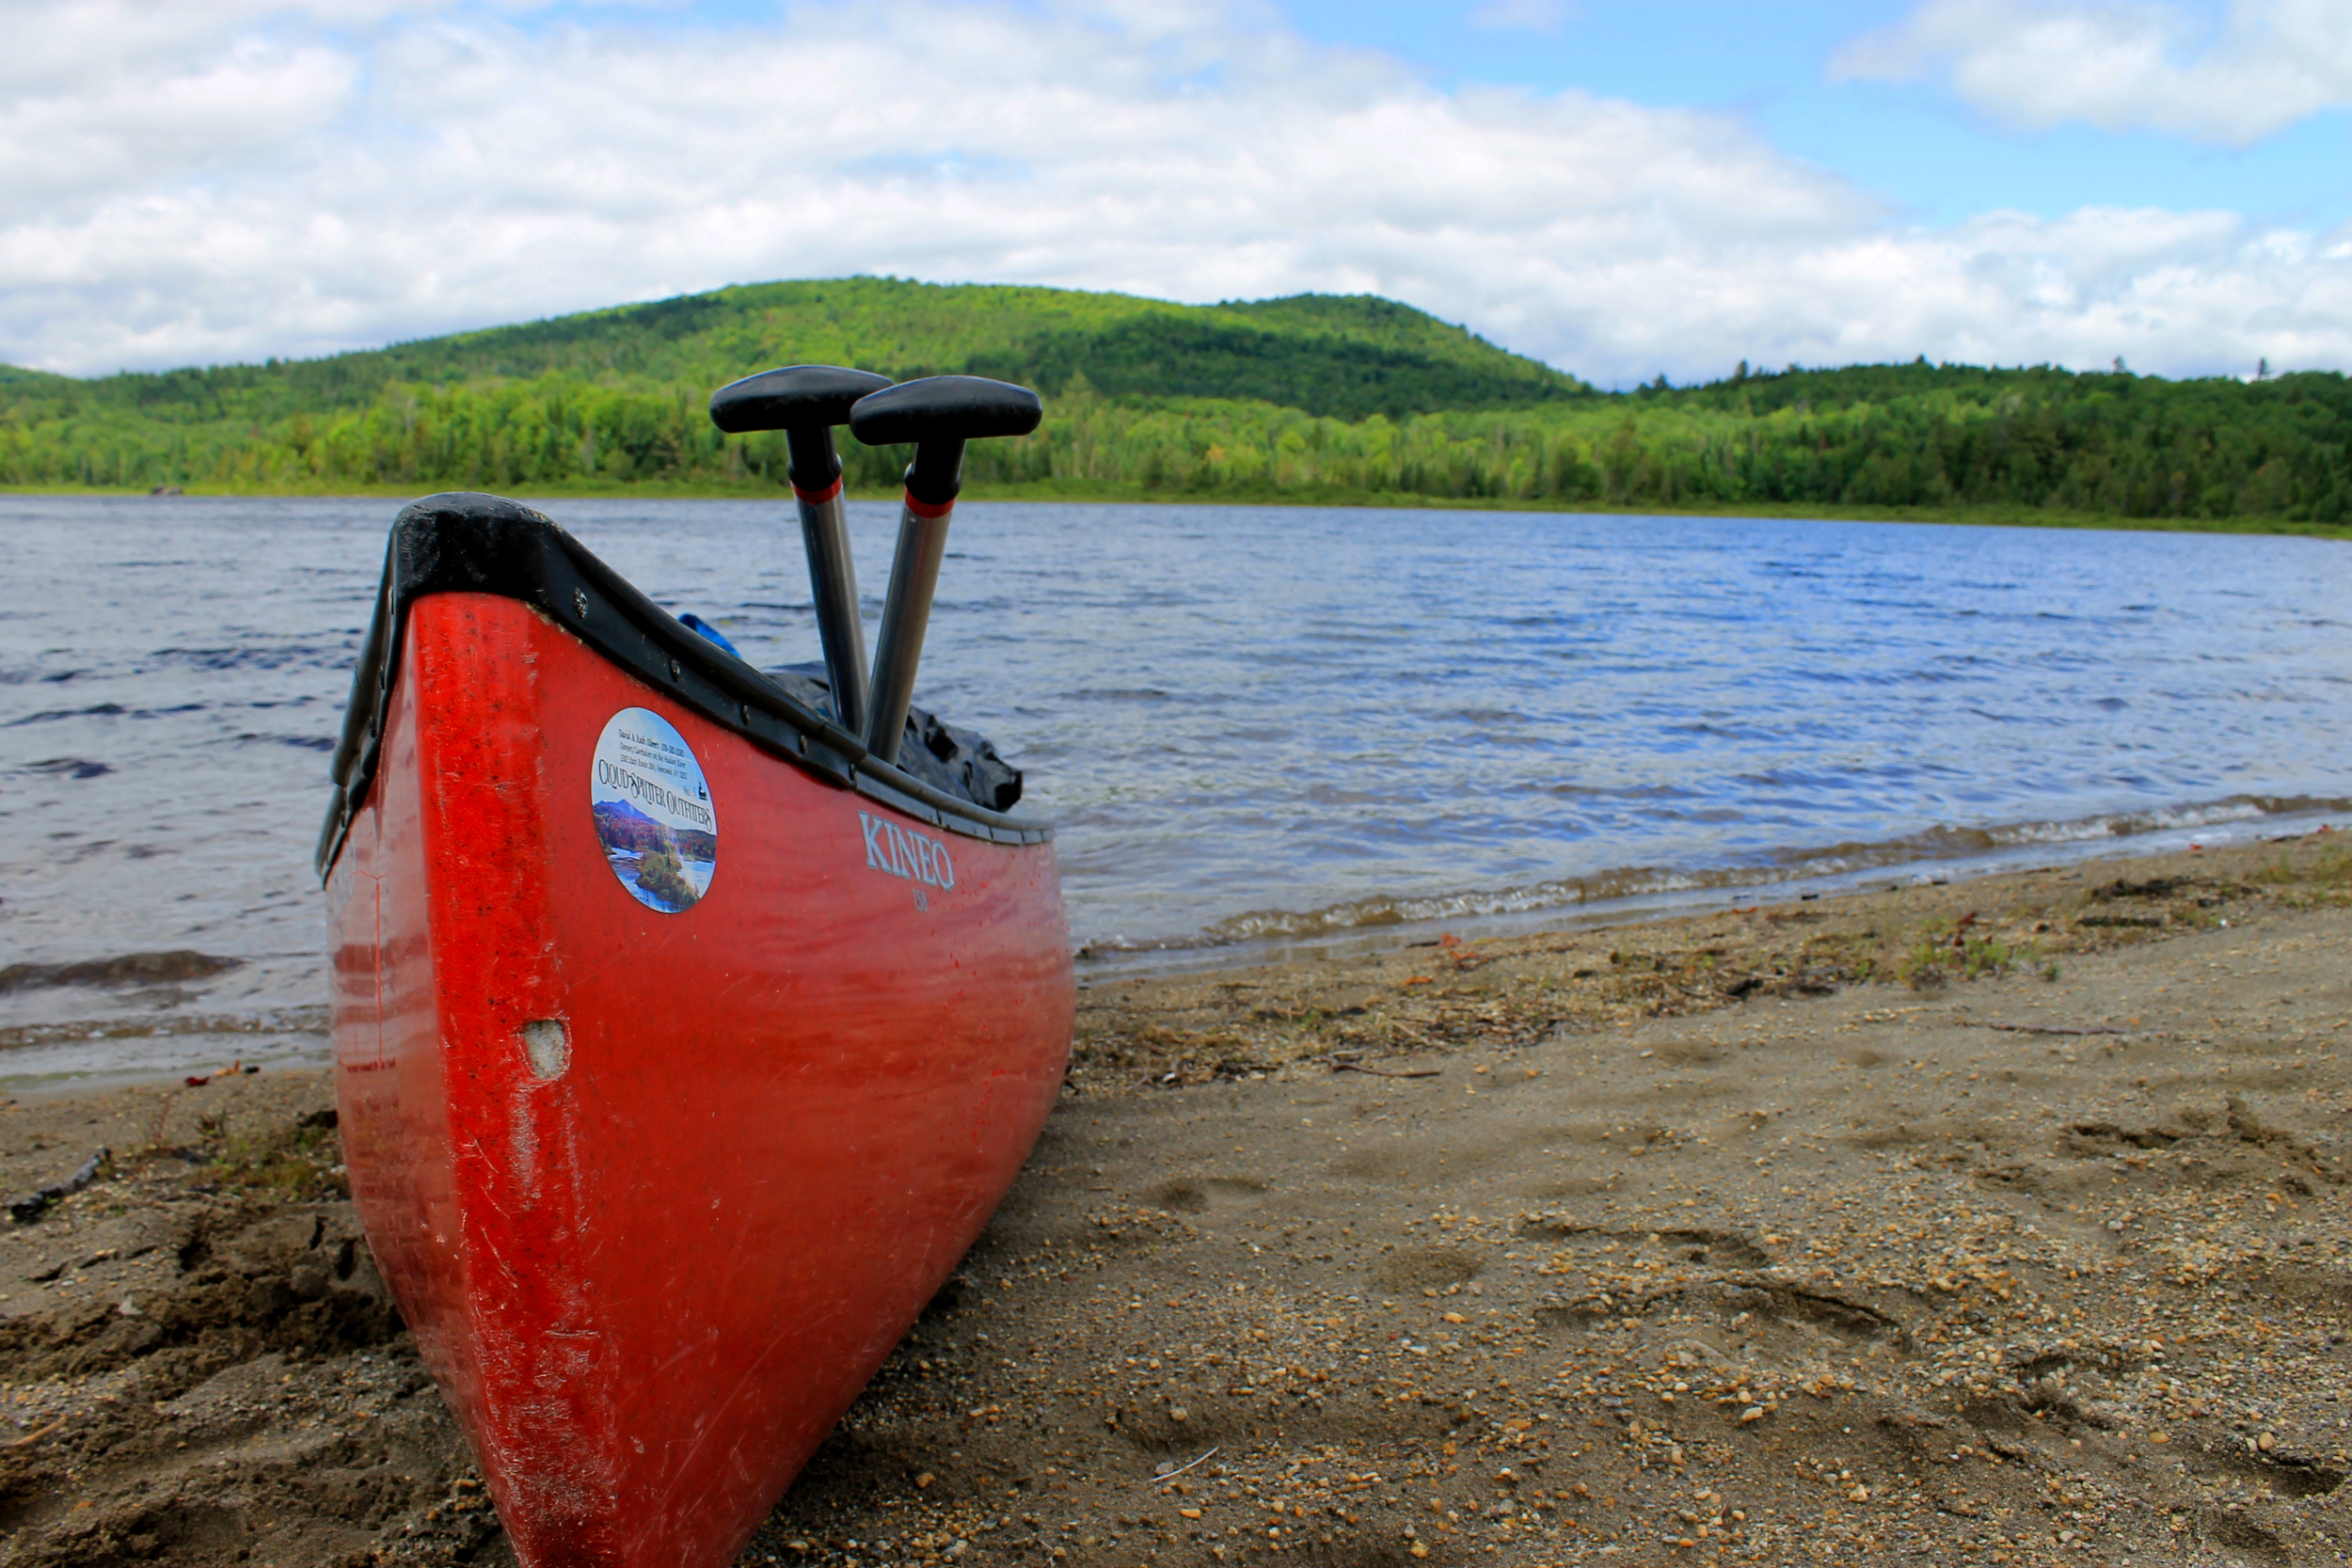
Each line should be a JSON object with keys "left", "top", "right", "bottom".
{"left": 520, "top": 1018, "right": 570, "bottom": 1080}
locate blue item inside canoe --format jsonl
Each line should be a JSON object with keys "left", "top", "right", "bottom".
{"left": 678, "top": 613, "right": 741, "bottom": 659}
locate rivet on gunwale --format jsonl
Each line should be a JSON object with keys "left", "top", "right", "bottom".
{"left": 669, "top": 657, "right": 681, "bottom": 680}
{"left": 573, "top": 588, "right": 588, "bottom": 619}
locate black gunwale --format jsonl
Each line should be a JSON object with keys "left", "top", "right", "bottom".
{"left": 315, "top": 491, "right": 1051, "bottom": 879}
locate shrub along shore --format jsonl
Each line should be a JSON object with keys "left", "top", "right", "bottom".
{"left": 15, "top": 478, "right": 2349, "bottom": 543}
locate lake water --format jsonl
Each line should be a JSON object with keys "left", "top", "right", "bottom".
{"left": 4, "top": 494, "right": 2348, "bottom": 1090}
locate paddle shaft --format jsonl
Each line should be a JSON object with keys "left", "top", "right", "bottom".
{"left": 786, "top": 427, "right": 870, "bottom": 736}
{"left": 864, "top": 503, "right": 950, "bottom": 765}
{"left": 864, "top": 438, "right": 965, "bottom": 764}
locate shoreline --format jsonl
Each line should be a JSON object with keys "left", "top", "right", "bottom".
{"left": 1072, "top": 800, "right": 2349, "bottom": 979}
{"left": 3, "top": 800, "right": 2339, "bottom": 1103}
{"left": 0, "top": 831, "right": 2344, "bottom": 1565}
{"left": 5, "top": 484, "right": 2348, "bottom": 544}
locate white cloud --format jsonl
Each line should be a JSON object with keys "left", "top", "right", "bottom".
{"left": 0, "top": 0, "right": 2346, "bottom": 385}
{"left": 0, "top": 38, "right": 358, "bottom": 215}
{"left": 1832, "top": 0, "right": 2352, "bottom": 147}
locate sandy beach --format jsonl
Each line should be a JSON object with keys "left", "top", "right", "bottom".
{"left": 0, "top": 831, "right": 2344, "bottom": 1567}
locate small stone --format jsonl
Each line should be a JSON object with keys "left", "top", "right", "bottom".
{"left": 1740, "top": 1406, "right": 1766, "bottom": 1423}
{"left": 915, "top": 1473, "right": 935, "bottom": 1489}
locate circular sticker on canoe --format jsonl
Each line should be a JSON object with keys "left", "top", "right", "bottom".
{"left": 590, "top": 707, "right": 717, "bottom": 912}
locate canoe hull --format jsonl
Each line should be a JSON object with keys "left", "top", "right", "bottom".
{"left": 326, "top": 590, "right": 1072, "bottom": 1567}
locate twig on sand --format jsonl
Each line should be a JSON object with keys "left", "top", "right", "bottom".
{"left": 6, "top": 1418, "right": 66, "bottom": 1449}
{"left": 1984, "top": 1022, "right": 2125, "bottom": 1037}
{"left": 1147, "top": 1446, "right": 1221, "bottom": 1486}
{"left": 1331, "top": 1063, "right": 1441, "bottom": 1080}
{"left": 8, "top": 1149, "right": 110, "bottom": 1225}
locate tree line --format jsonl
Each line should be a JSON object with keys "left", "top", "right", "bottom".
{"left": 8, "top": 359, "right": 2351, "bottom": 526}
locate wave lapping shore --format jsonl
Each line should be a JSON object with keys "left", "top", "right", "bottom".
{"left": 1104, "top": 792, "right": 2352, "bottom": 956}
{"left": 0, "top": 833, "right": 2344, "bottom": 1565}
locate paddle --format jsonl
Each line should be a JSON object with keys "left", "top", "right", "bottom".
{"left": 708, "top": 365, "right": 895, "bottom": 734}
{"left": 847, "top": 375, "right": 1043, "bottom": 768}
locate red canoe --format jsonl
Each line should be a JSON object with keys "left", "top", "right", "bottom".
{"left": 319, "top": 491, "right": 1073, "bottom": 1567}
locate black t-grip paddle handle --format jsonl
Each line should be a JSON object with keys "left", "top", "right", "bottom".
{"left": 846, "top": 376, "right": 1043, "bottom": 766}
{"left": 848, "top": 375, "right": 1043, "bottom": 506}
{"left": 710, "top": 364, "right": 895, "bottom": 488}
{"left": 707, "top": 365, "right": 894, "bottom": 736}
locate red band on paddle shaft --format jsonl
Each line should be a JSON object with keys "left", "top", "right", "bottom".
{"left": 792, "top": 476, "right": 844, "bottom": 505}
{"left": 903, "top": 490, "right": 955, "bottom": 519}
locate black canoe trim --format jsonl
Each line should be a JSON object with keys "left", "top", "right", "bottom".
{"left": 316, "top": 492, "right": 1050, "bottom": 880}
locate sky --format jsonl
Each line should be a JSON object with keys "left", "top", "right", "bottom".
{"left": 6, "top": 0, "right": 2352, "bottom": 387}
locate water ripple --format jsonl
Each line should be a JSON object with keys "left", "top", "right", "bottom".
{"left": 2, "top": 495, "right": 2349, "bottom": 1057}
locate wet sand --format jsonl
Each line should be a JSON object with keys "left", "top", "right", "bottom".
{"left": 0, "top": 832, "right": 2345, "bottom": 1567}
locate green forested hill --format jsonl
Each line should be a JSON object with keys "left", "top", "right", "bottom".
{"left": 4, "top": 277, "right": 2350, "bottom": 534}
{"left": 0, "top": 364, "right": 72, "bottom": 390}
{"left": 8, "top": 277, "right": 1580, "bottom": 428}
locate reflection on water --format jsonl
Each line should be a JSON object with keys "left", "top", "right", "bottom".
{"left": 3, "top": 494, "right": 2348, "bottom": 1085}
